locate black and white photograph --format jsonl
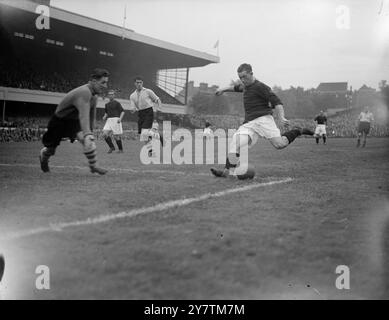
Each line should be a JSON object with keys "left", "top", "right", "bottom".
{"left": 0, "top": 0, "right": 389, "bottom": 304}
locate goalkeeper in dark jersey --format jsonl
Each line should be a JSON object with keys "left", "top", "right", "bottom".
{"left": 211, "top": 63, "right": 314, "bottom": 178}
{"left": 39, "top": 69, "right": 109, "bottom": 175}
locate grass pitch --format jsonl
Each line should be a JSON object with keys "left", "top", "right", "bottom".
{"left": 0, "top": 137, "right": 388, "bottom": 299}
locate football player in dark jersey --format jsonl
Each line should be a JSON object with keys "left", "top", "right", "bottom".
{"left": 314, "top": 111, "right": 328, "bottom": 144}
{"left": 211, "top": 63, "right": 314, "bottom": 178}
{"left": 39, "top": 69, "right": 109, "bottom": 174}
{"left": 102, "top": 90, "right": 125, "bottom": 153}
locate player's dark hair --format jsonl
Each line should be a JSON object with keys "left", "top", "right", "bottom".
{"left": 91, "top": 68, "right": 110, "bottom": 80}
{"left": 205, "top": 121, "right": 211, "bottom": 128}
{"left": 134, "top": 76, "right": 143, "bottom": 82}
{"left": 237, "top": 63, "right": 252, "bottom": 73}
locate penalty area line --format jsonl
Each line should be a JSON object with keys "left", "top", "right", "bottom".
{"left": 1, "top": 177, "right": 293, "bottom": 241}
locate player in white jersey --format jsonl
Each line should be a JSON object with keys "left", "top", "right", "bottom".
{"left": 146, "top": 121, "right": 164, "bottom": 156}
{"left": 357, "top": 106, "right": 374, "bottom": 148}
{"left": 129, "top": 76, "right": 162, "bottom": 155}
{"left": 203, "top": 121, "right": 213, "bottom": 140}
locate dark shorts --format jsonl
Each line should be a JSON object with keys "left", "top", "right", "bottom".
{"left": 42, "top": 115, "right": 81, "bottom": 148}
{"left": 358, "top": 121, "right": 370, "bottom": 134}
{"left": 137, "top": 107, "right": 154, "bottom": 134}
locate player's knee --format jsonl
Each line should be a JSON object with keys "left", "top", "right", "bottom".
{"left": 45, "top": 147, "right": 56, "bottom": 156}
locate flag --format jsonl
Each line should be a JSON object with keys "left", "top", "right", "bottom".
{"left": 213, "top": 40, "right": 219, "bottom": 49}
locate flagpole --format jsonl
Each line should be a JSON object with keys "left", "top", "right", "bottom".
{"left": 214, "top": 39, "right": 219, "bottom": 57}
{"left": 217, "top": 37, "right": 219, "bottom": 57}
{"left": 122, "top": 4, "right": 127, "bottom": 40}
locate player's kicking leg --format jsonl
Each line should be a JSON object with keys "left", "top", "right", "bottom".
{"left": 210, "top": 124, "right": 313, "bottom": 178}
{"left": 268, "top": 126, "right": 314, "bottom": 150}
{"left": 210, "top": 125, "right": 253, "bottom": 178}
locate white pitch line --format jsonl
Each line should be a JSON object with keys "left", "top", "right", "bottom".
{"left": 1, "top": 177, "right": 293, "bottom": 241}
{"left": 0, "top": 163, "right": 209, "bottom": 176}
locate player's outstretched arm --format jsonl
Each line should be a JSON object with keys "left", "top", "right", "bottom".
{"left": 215, "top": 86, "right": 235, "bottom": 96}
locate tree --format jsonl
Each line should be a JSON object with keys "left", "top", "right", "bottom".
{"left": 189, "top": 92, "right": 229, "bottom": 115}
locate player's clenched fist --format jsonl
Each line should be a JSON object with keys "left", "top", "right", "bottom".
{"left": 83, "top": 134, "right": 96, "bottom": 153}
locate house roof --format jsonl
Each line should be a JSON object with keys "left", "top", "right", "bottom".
{"left": 359, "top": 84, "right": 375, "bottom": 91}
{"left": 317, "top": 82, "right": 348, "bottom": 92}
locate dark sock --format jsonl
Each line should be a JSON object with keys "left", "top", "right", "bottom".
{"left": 323, "top": 136, "right": 326, "bottom": 144}
{"left": 115, "top": 139, "right": 123, "bottom": 151}
{"left": 282, "top": 129, "right": 301, "bottom": 144}
{"left": 225, "top": 154, "right": 239, "bottom": 169}
{"left": 316, "top": 137, "right": 319, "bottom": 144}
{"left": 105, "top": 137, "right": 115, "bottom": 150}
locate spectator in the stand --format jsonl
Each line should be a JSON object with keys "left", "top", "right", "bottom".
{"left": 40, "top": 81, "right": 46, "bottom": 91}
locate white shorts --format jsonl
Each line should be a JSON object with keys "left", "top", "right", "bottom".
{"left": 140, "top": 128, "right": 151, "bottom": 141}
{"left": 103, "top": 117, "right": 123, "bottom": 135}
{"left": 203, "top": 128, "right": 213, "bottom": 138}
{"left": 314, "top": 124, "right": 326, "bottom": 136}
{"left": 229, "top": 115, "right": 281, "bottom": 154}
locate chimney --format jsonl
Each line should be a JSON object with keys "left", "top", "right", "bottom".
{"left": 199, "top": 83, "right": 208, "bottom": 91}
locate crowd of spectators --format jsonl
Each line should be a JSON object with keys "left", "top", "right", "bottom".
{"left": 0, "top": 60, "right": 85, "bottom": 93}
{"left": 0, "top": 117, "right": 48, "bottom": 142}
{"left": 0, "top": 59, "right": 183, "bottom": 105}
{"left": 187, "top": 109, "right": 389, "bottom": 138}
